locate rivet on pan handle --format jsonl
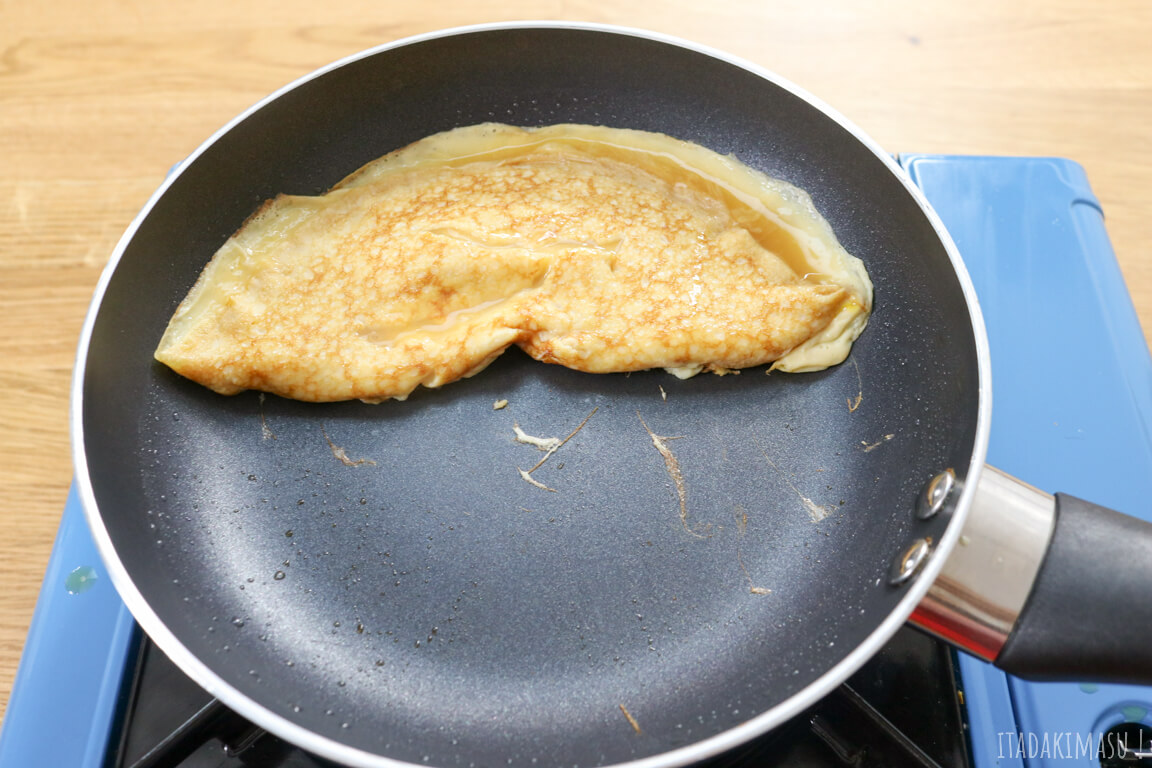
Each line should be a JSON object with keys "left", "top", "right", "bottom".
{"left": 916, "top": 468, "right": 956, "bottom": 520}
{"left": 889, "top": 468, "right": 953, "bottom": 586}
{"left": 888, "top": 538, "right": 931, "bottom": 586}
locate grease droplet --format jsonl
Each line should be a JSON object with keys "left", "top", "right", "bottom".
{"left": 65, "top": 566, "right": 99, "bottom": 594}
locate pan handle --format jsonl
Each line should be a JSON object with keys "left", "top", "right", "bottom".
{"left": 910, "top": 465, "right": 1152, "bottom": 683}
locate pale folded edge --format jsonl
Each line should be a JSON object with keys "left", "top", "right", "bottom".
{"left": 153, "top": 194, "right": 323, "bottom": 396}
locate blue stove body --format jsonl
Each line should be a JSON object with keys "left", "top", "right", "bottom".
{"left": 904, "top": 154, "right": 1152, "bottom": 767}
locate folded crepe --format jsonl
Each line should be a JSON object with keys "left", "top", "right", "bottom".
{"left": 154, "top": 123, "right": 872, "bottom": 403}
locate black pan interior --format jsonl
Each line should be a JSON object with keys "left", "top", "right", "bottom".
{"left": 81, "top": 27, "right": 981, "bottom": 767}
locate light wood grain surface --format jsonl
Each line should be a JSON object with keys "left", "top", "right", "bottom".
{"left": 3, "top": 0, "right": 1151, "bottom": 722}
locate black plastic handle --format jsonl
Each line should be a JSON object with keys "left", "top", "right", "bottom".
{"left": 995, "top": 494, "right": 1152, "bottom": 683}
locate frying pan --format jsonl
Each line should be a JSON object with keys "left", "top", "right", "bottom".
{"left": 72, "top": 22, "right": 1152, "bottom": 768}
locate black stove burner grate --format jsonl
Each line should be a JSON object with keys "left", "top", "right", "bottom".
{"left": 110, "top": 626, "right": 969, "bottom": 768}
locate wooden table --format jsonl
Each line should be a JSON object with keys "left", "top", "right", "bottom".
{"left": 3, "top": 0, "right": 1150, "bottom": 722}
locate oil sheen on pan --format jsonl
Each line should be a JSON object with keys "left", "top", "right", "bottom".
{"left": 153, "top": 123, "right": 873, "bottom": 403}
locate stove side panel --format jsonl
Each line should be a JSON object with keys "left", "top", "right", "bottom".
{"left": 904, "top": 153, "right": 1152, "bottom": 768}
{"left": 0, "top": 486, "right": 138, "bottom": 768}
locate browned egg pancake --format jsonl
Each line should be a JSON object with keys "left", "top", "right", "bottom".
{"left": 154, "top": 123, "right": 872, "bottom": 402}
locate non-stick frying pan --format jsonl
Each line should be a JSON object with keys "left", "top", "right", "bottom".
{"left": 72, "top": 22, "right": 1152, "bottom": 768}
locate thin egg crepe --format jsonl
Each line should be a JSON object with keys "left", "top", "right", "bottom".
{"left": 154, "top": 123, "right": 872, "bottom": 402}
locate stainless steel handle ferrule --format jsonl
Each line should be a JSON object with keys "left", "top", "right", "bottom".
{"left": 910, "top": 465, "right": 1056, "bottom": 661}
